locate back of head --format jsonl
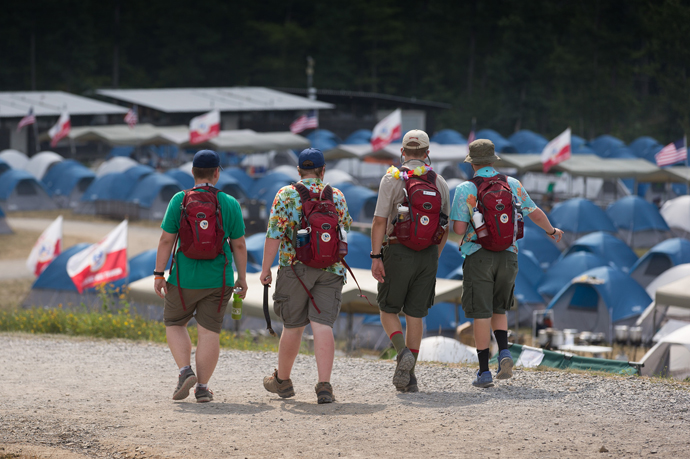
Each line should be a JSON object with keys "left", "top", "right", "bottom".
{"left": 192, "top": 149, "right": 221, "bottom": 181}
{"left": 297, "top": 148, "right": 325, "bottom": 178}
{"left": 402, "top": 130, "right": 430, "bottom": 159}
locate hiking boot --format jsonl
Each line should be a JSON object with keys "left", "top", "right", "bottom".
{"left": 263, "top": 369, "right": 295, "bottom": 398}
{"left": 496, "top": 349, "right": 514, "bottom": 380}
{"left": 195, "top": 386, "right": 214, "bottom": 403}
{"left": 472, "top": 370, "right": 494, "bottom": 388}
{"left": 172, "top": 367, "right": 197, "bottom": 400}
{"left": 315, "top": 382, "right": 336, "bottom": 404}
{"left": 393, "top": 348, "right": 415, "bottom": 390}
{"left": 396, "top": 373, "right": 419, "bottom": 393}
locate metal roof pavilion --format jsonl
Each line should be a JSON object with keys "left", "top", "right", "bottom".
{"left": 96, "top": 87, "right": 333, "bottom": 113}
{"left": 0, "top": 91, "right": 127, "bottom": 118}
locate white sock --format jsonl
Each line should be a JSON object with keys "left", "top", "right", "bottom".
{"left": 196, "top": 383, "right": 208, "bottom": 390}
{"left": 179, "top": 365, "right": 191, "bottom": 376}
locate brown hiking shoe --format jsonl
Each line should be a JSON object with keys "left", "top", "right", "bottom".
{"left": 315, "top": 382, "right": 335, "bottom": 404}
{"left": 393, "top": 348, "right": 415, "bottom": 390}
{"left": 263, "top": 369, "right": 295, "bottom": 398}
{"left": 172, "top": 367, "right": 197, "bottom": 400}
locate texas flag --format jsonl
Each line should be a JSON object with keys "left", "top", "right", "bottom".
{"left": 26, "top": 215, "right": 63, "bottom": 276}
{"left": 371, "top": 108, "right": 402, "bottom": 151}
{"left": 541, "top": 127, "right": 571, "bottom": 173}
{"left": 67, "top": 220, "right": 128, "bottom": 293}
{"left": 48, "top": 111, "right": 71, "bottom": 148}
{"left": 189, "top": 109, "right": 220, "bottom": 144}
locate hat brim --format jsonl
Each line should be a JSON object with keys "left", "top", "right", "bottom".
{"left": 464, "top": 154, "right": 501, "bottom": 164}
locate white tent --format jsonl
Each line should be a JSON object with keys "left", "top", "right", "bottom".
{"left": 418, "top": 336, "right": 478, "bottom": 364}
{"left": 639, "top": 323, "right": 690, "bottom": 379}
{"left": 95, "top": 157, "right": 138, "bottom": 177}
{"left": 636, "top": 272, "right": 690, "bottom": 342}
{"left": 0, "top": 149, "right": 29, "bottom": 170}
{"left": 265, "top": 164, "right": 300, "bottom": 181}
{"left": 660, "top": 196, "right": 690, "bottom": 238}
{"left": 241, "top": 150, "right": 299, "bottom": 169}
{"left": 323, "top": 169, "right": 357, "bottom": 186}
{"left": 24, "top": 151, "right": 64, "bottom": 180}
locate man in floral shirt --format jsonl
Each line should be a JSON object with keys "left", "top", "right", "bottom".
{"left": 260, "top": 148, "right": 351, "bottom": 404}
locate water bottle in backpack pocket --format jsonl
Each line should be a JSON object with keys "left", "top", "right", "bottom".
{"left": 295, "top": 228, "right": 312, "bottom": 263}
{"left": 394, "top": 205, "right": 411, "bottom": 240}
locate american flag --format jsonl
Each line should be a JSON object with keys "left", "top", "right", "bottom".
{"left": 290, "top": 110, "right": 318, "bottom": 134}
{"left": 655, "top": 139, "right": 687, "bottom": 167}
{"left": 124, "top": 105, "right": 138, "bottom": 129}
{"left": 467, "top": 129, "right": 476, "bottom": 144}
{"left": 16, "top": 107, "right": 36, "bottom": 132}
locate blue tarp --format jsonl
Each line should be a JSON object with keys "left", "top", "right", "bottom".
{"left": 336, "top": 183, "right": 378, "bottom": 222}
{"left": 164, "top": 170, "right": 194, "bottom": 189}
{"left": 0, "top": 169, "right": 50, "bottom": 200}
{"left": 537, "top": 252, "right": 609, "bottom": 298}
{"left": 550, "top": 198, "right": 618, "bottom": 234}
{"left": 475, "top": 129, "right": 517, "bottom": 153}
{"left": 561, "top": 232, "right": 638, "bottom": 272}
{"left": 508, "top": 130, "right": 548, "bottom": 154}
{"left": 606, "top": 196, "right": 670, "bottom": 232}
{"left": 126, "top": 173, "right": 182, "bottom": 208}
{"left": 628, "top": 136, "right": 663, "bottom": 164}
{"left": 589, "top": 135, "right": 636, "bottom": 159}
{"left": 343, "top": 130, "right": 372, "bottom": 145}
{"left": 306, "top": 130, "right": 342, "bottom": 152}
{"left": 41, "top": 160, "right": 95, "bottom": 197}
{"left": 431, "top": 129, "right": 466, "bottom": 145}
{"left": 571, "top": 135, "right": 596, "bottom": 154}
{"left": 517, "top": 227, "right": 562, "bottom": 269}
{"left": 630, "top": 238, "right": 690, "bottom": 274}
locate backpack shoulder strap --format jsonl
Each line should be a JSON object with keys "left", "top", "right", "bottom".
{"left": 322, "top": 184, "right": 334, "bottom": 202}
{"left": 294, "top": 182, "right": 311, "bottom": 204}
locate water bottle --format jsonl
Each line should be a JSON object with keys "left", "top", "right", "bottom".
{"left": 338, "top": 226, "right": 348, "bottom": 257}
{"left": 231, "top": 289, "right": 242, "bottom": 320}
{"left": 296, "top": 228, "right": 310, "bottom": 247}
{"left": 395, "top": 205, "right": 411, "bottom": 239}
{"left": 296, "top": 228, "right": 312, "bottom": 262}
{"left": 472, "top": 207, "right": 489, "bottom": 239}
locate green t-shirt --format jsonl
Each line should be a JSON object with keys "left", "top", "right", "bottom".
{"left": 161, "top": 189, "right": 245, "bottom": 289}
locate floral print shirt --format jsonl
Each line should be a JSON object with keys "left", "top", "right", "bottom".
{"left": 450, "top": 167, "right": 536, "bottom": 257}
{"left": 266, "top": 178, "right": 352, "bottom": 279}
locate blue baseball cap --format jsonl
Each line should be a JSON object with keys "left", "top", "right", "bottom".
{"left": 298, "top": 148, "right": 325, "bottom": 169}
{"left": 192, "top": 149, "right": 223, "bottom": 169}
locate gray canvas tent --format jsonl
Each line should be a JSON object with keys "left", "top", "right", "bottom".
{"left": 639, "top": 323, "right": 690, "bottom": 379}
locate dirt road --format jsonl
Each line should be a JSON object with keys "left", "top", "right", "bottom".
{"left": 1, "top": 334, "right": 688, "bottom": 458}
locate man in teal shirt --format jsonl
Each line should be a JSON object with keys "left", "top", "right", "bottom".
{"left": 154, "top": 150, "right": 247, "bottom": 403}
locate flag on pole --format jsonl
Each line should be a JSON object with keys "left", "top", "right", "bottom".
{"left": 26, "top": 215, "right": 63, "bottom": 276}
{"left": 189, "top": 109, "right": 220, "bottom": 144}
{"left": 541, "top": 127, "right": 571, "bottom": 173}
{"left": 124, "top": 105, "right": 139, "bottom": 129}
{"left": 467, "top": 129, "right": 476, "bottom": 144}
{"left": 290, "top": 110, "right": 319, "bottom": 134}
{"left": 66, "top": 220, "right": 128, "bottom": 293}
{"left": 655, "top": 139, "right": 687, "bottom": 167}
{"left": 17, "top": 107, "right": 36, "bottom": 132}
{"left": 48, "top": 111, "right": 71, "bottom": 148}
{"left": 371, "top": 108, "right": 402, "bottom": 151}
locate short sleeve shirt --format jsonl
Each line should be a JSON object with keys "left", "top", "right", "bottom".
{"left": 373, "top": 160, "right": 451, "bottom": 237}
{"left": 266, "top": 178, "right": 352, "bottom": 279}
{"left": 161, "top": 188, "right": 245, "bottom": 289}
{"left": 450, "top": 167, "right": 536, "bottom": 257}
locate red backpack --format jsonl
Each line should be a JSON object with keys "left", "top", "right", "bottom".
{"left": 172, "top": 185, "right": 228, "bottom": 311}
{"left": 469, "top": 174, "right": 524, "bottom": 252}
{"left": 393, "top": 169, "right": 445, "bottom": 251}
{"left": 293, "top": 183, "right": 343, "bottom": 269}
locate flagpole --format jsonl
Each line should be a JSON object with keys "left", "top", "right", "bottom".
{"left": 32, "top": 118, "right": 40, "bottom": 155}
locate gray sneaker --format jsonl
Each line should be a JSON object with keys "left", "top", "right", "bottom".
{"left": 172, "top": 367, "right": 197, "bottom": 400}
{"left": 195, "top": 386, "right": 214, "bottom": 403}
{"left": 393, "top": 348, "right": 415, "bottom": 390}
{"left": 496, "top": 349, "right": 514, "bottom": 380}
{"left": 396, "top": 373, "right": 419, "bottom": 393}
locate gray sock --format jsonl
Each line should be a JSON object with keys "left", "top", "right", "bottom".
{"left": 179, "top": 365, "right": 191, "bottom": 376}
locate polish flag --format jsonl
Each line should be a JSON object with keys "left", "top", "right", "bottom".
{"left": 26, "top": 215, "right": 63, "bottom": 276}
{"left": 48, "top": 111, "right": 71, "bottom": 148}
{"left": 541, "top": 127, "right": 571, "bottom": 173}
{"left": 189, "top": 109, "right": 220, "bottom": 144}
{"left": 371, "top": 108, "right": 402, "bottom": 151}
{"left": 67, "top": 220, "right": 128, "bottom": 293}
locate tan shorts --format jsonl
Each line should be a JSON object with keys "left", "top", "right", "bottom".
{"left": 273, "top": 264, "right": 343, "bottom": 329}
{"left": 164, "top": 282, "right": 232, "bottom": 333}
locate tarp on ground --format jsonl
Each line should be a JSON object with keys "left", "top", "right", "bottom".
{"left": 660, "top": 196, "right": 690, "bottom": 238}
{"left": 490, "top": 344, "right": 638, "bottom": 375}
{"left": 418, "top": 336, "right": 477, "bottom": 364}
{"left": 606, "top": 196, "right": 670, "bottom": 248}
{"left": 537, "top": 252, "right": 609, "bottom": 300}
{"left": 336, "top": 183, "right": 377, "bottom": 222}
{"left": 431, "top": 129, "right": 466, "bottom": 145}
{"left": 164, "top": 169, "right": 194, "bottom": 189}
{"left": 96, "top": 157, "right": 139, "bottom": 177}
{"left": 41, "top": 160, "right": 96, "bottom": 208}
{"left": 629, "top": 136, "right": 663, "bottom": 163}
{"left": 561, "top": 232, "right": 638, "bottom": 273}
{"left": 24, "top": 151, "right": 64, "bottom": 180}
{"left": 508, "top": 130, "right": 548, "bottom": 154}
{"left": 0, "top": 206, "right": 12, "bottom": 234}
{"left": 475, "top": 129, "right": 517, "bottom": 153}
{"left": 126, "top": 173, "right": 182, "bottom": 220}
{"left": 517, "top": 227, "right": 562, "bottom": 269}
{"left": 630, "top": 239, "right": 690, "bottom": 287}
{"left": 0, "top": 169, "right": 57, "bottom": 212}
{"left": 639, "top": 323, "right": 690, "bottom": 379}
{"left": 0, "top": 149, "right": 29, "bottom": 170}
{"left": 550, "top": 198, "right": 618, "bottom": 245}
{"left": 547, "top": 266, "right": 651, "bottom": 341}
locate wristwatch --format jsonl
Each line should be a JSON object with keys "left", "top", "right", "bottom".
{"left": 547, "top": 228, "right": 557, "bottom": 236}
{"left": 370, "top": 252, "right": 383, "bottom": 259}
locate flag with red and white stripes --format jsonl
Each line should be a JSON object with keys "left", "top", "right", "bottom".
{"left": 124, "top": 105, "right": 138, "bottom": 129}
{"left": 17, "top": 107, "right": 36, "bottom": 132}
{"left": 655, "top": 139, "right": 687, "bottom": 167}
{"left": 66, "top": 220, "right": 128, "bottom": 293}
{"left": 467, "top": 129, "right": 476, "bottom": 144}
{"left": 48, "top": 111, "right": 71, "bottom": 148}
{"left": 290, "top": 110, "right": 318, "bottom": 134}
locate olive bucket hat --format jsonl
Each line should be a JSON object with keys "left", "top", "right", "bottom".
{"left": 464, "top": 139, "right": 501, "bottom": 165}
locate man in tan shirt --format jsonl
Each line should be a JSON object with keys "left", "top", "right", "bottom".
{"left": 370, "top": 130, "right": 450, "bottom": 392}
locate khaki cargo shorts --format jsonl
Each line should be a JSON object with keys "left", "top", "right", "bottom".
{"left": 461, "top": 249, "right": 518, "bottom": 319}
{"left": 164, "top": 282, "right": 232, "bottom": 333}
{"left": 273, "top": 264, "right": 343, "bottom": 329}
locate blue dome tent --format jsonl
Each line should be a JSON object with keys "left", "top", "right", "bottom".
{"left": 165, "top": 169, "right": 194, "bottom": 189}
{"left": 547, "top": 266, "right": 651, "bottom": 341}
{"left": 524, "top": 209, "right": 550, "bottom": 229}
{"left": 511, "top": 269, "right": 547, "bottom": 326}
{"left": 0, "top": 169, "right": 57, "bottom": 212}
{"left": 516, "top": 227, "right": 562, "bottom": 269}
{"left": 343, "top": 130, "right": 372, "bottom": 145}
{"left": 589, "top": 135, "right": 636, "bottom": 159}
{"left": 214, "top": 174, "right": 247, "bottom": 202}
{"left": 628, "top": 137, "right": 663, "bottom": 163}
{"left": 126, "top": 173, "right": 182, "bottom": 220}
{"left": 561, "top": 232, "right": 638, "bottom": 273}
{"left": 537, "top": 252, "right": 609, "bottom": 300}
{"left": 250, "top": 171, "right": 294, "bottom": 200}
{"left": 606, "top": 196, "right": 670, "bottom": 248}
{"left": 475, "top": 129, "right": 517, "bottom": 153}
{"left": 438, "top": 241, "right": 464, "bottom": 279}
{"left": 630, "top": 238, "right": 690, "bottom": 288}
{"left": 336, "top": 183, "right": 377, "bottom": 222}
{"left": 306, "top": 130, "right": 342, "bottom": 152}
{"left": 78, "top": 165, "right": 154, "bottom": 216}
{"left": 508, "top": 130, "right": 548, "bottom": 153}
{"left": 550, "top": 198, "right": 618, "bottom": 245}
{"left": 431, "top": 129, "right": 466, "bottom": 145}
{"left": 571, "top": 135, "right": 596, "bottom": 154}
{"left": 41, "top": 160, "right": 96, "bottom": 209}
{"left": 245, "top": 232, "right": 277, "bottom": 272}
{"left": 343, "top": 231, "right": 372, "bottom": 270}
{"left": 518, "top": 249, "right": 544, "bottom": 286}
{"left": 222, "top": 168, "right": 254, "bottom": 194}
{"left": 0, "top": 158, "right": 10, "bottom": 175}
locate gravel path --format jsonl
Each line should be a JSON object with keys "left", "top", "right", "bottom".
{"left": 1, "top": 334, "right": 689, "bottom": 458}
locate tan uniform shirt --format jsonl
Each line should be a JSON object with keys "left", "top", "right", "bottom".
{"left": 373, "top": 159, "right": 451, "bottom": 238}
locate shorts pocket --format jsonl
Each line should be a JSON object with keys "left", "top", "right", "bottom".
{"left": 273, "top": 294, "right": 290, "bottom": 321}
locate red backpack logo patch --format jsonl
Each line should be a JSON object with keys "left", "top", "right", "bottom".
{"left": 469, "top": 174, "right": 524, "bottom": 252}
{"left": 293, "top": 183, "right": 344, "bottom": 269}
{"left": 393, "top": 169, "right": 445, "bottom": 251}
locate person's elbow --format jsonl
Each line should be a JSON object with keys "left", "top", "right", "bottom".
{"left": 230, "top": 237, "right": 247, "bottom": 252}
{"left": 452, "top": 221, "right": 467, "bottom": 235}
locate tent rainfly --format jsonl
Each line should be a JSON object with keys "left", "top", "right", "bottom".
{"left": 606, "top": 196, "right": 671, "bottom": 248}
{"left": 660, "top": 196, "right": 690, "bottom": 238}
{"left": 0, "top": 169, "right": 57, "bottom": 212}
{"left": 41, "top": 160, "right": 96, "bottom": 209}
{"left": 24, "top": 151, "right": 64, "bottom": 180}
{"left": 630, "top": 239, "right": 690, "bottom": 288}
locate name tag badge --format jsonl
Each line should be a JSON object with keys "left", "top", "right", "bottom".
{"left": 422, "top": 191, "right": 437, "bottom": 196}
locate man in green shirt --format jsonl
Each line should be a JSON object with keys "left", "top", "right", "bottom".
{"left": 154, "top": 150, "right": 247, "bottom": 403}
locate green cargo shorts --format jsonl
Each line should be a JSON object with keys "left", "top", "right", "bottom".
{"left": 377, "top": 243, "right": 438, "bottom": 318}
{"left": 461, "top": 249, "right": 518, "bottom": 319}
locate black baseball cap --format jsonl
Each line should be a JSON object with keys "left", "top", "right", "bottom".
{"left": 298, "top": 148, "right": 325, "bottom": 169}
{"left": 192, "top": 149, "right": 223, "bottom": 169}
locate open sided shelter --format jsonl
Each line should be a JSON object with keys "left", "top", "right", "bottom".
{"left": 607, "top": 196, "right": 670, "bottom": 248}
{"left": 561, "top": 232, "right": 638, "bottom": 273}
{"left": 630, "top": 239, "right": 690, "bottom": 287}
{"left": 41, "top": 160, "right": 96, "bottom": 208}
{"left": 0, "top": 149, "right": 29, "bottom": 170}
{"left": 24, "top": 151, "right": 64, "bottom": 180}
{"left": 0, "top": 169, "right": 57, "bottom": 212}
